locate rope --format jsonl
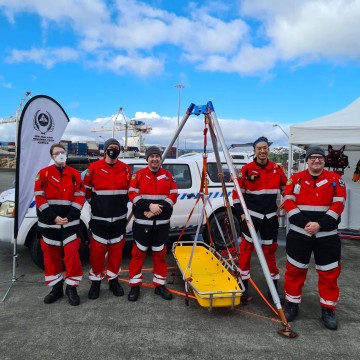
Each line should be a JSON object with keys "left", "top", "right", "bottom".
{"left": 117, "top": 277, "right": 281, "bottom": 323}
{"left": 249, "top": 278, "right": 279, "bottom": 317}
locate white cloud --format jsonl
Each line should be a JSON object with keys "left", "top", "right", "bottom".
{"left": 134, "top": 111, "right": 161, "bottom": 119}
{"left": 2, "top": 0, "right": 359, "bottom": 77}
{"left": 242, "top": 0, "right": 360, "bottom": 64}
{"left": 0, "top": 111, "right": 290, "bottom": 148}
{"left": 89, "top": 53, "right": 164, "bottom": 76}
{"left": 0, "top": 113, "right": 290, "bottom": 149}
{"left": 6, "top": 47, "right": 80, "bottom": 68}
{"left": 198, "top": 44, "right": 278, "bottom": 75}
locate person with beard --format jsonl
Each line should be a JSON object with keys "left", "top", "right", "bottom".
{"left": 34, "top": 143, "right": 85, "bottom": 306}
{"left": 127, "top": 146, "right": 178, "bottom": 302}
{"left": 283, "top": 146, "right": 346, "bottom": 330}
{"left": 84, "top": 138, "right": 131, "bottom": 299}
{"left": 232, "top": 136, "right": 287, "bottom": 304}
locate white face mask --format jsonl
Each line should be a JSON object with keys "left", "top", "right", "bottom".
{"left": 54, "top": 153, "right": 67, "bottom": 164}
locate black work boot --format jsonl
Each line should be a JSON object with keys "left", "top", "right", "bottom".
{"left": 44, "top": 280, "right": 64, "bottom": 304}
{"left": 88, "top": 281, "right": 101, "bottom": 300}
{"left": 109, "top": 278, "right": 124, "bottom": 297}
{"left": 154, "top": 285, "right": 173, "bottom": 300}
{"left": 268, "top": 280, "right": 285, "bottom": 305}
{"left": 128, "top": 286, "right": 140, "bottom": 302}
{"left": 284, "top": 302, "right": 299, "bottom": 322}
{"left": 241, "top": 280, "right": 253, "bottom": 305}
{"left": 321, "top": 307, "right": 338, "bottom": 330}
{"left": 65, "top": 285, "right": 80, "bottom": 306}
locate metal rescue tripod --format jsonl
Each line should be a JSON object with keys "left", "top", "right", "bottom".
{"left": 163, "top": 102, "right": 298, "bottom": 338}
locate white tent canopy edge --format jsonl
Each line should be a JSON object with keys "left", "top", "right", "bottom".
{"left": 289, "top": 97, "right": 360, "bottom": 231}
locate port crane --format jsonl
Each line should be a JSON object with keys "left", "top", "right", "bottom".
{"left": 0, "top": 91, "right": 32, "bottom": 159}
{"left": 91, "top": 107, "right": 152, "bottom": 151}
{"left": 0, "top": 91, "right": 31, "bottom": 125}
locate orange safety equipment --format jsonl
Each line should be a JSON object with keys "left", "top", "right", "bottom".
{"left": 283, "top": 169, "right": 346, "bottom": 310}
{"left": 232, "top": 160, "right": 287, "bottom": 281}
{"left": 34, "top": 164, "right": 85, "bottom": 287}
{"left": 83, "top": 158, "right": 131, "bottom": 281}
{"left": 128, "top": 166, "right": 178, "bottom": 287}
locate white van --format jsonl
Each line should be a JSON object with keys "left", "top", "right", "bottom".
{"left": 0, "top": 151, "right": 252, "bottom": 268}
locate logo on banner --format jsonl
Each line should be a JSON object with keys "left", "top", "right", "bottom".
{"left": 32, "top": 110, "right": 56, "bottom": 144}
{"left": 33, "top": 110, "right": 54, "bottom": 135}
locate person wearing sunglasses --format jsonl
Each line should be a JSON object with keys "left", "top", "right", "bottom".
{"left": 283, "top": 146, "right": 346, "bottom": 330}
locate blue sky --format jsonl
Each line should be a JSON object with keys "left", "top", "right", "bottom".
{"left": 1, "top": 0, "right": 360, "bottom": 148}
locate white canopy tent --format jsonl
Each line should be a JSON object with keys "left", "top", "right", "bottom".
{"left": 289, "top": 98, "right": 360, "bottom": 231}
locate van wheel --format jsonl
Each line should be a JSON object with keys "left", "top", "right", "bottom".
{"left": 29, "top": 226, "right": 89, "bottom": 270}
{"left": 29, "top": 229, "right": 44, "bottom": 269}
{"left": 202, "top": 210, "right": 240, "bottom": 250}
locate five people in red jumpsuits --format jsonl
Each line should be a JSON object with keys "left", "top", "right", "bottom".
{"left": 35, "top": 139, "right": 346, "bottom": 330}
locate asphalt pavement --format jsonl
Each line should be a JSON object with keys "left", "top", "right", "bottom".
{"left": 1, "top": 169, "right": 360, "bottom": 359}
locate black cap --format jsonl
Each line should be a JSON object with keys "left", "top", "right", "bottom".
{"left": 104, "top": 138, "right": 120, "bottom": 151}
{"left": 305, "top": 146, "right": 326, "bottom": 161}
{"left": 253, "top": 136, "right": 270, "bottom": 148}
{"left": 145, "top": 146, "right": 162, "bottom": 161}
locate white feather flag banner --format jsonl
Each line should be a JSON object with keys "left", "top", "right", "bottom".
{"left": 14, "top": 95, "right": 69, "bottom": 238}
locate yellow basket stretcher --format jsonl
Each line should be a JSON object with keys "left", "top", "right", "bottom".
{"left": 172, "top": 241, "right": 244, "bottom": 310}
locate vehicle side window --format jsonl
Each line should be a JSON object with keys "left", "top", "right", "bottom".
{"left": 129, "top": 164, "right": 147, "bottom": 173}
{"left": 207, "top": 163, "right": 231, "bottom": 182}
{"left": 207, "top": 162, "right": 245, "bottom": 183}
{"left": 66, "top": 157, "right": 91, "bottom": 172}
{"left": 162, "top": 164, "right": 192, "bottom": 189}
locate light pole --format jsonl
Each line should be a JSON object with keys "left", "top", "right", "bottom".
{"left": 273, "top": 124, "right": 289, "bottom": 139}
{"left": 175, "top": 84, "right": 185, "bottom": 157}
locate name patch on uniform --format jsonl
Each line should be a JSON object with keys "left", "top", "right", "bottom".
{"left": 157, "top": 174, "right": 167, "bottom": 180}
{"left": 101, "top": 169, "right": 108, "bottom": 174}
{"left": 338, "top": 178, "right": 345, "bottom": 187}
{"left": 51, "top": 176, "right": 60, "bottom": 183}
{"left": 316, "top": 179, "right": 328, "bottom": 187}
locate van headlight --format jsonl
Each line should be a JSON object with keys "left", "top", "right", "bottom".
{"left": 0, "top": 201, "right": 15, "bottom": 218}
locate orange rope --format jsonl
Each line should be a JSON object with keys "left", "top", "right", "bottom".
{"left": 119, "top": 266, "right": 178, "bottom": 273}
{"left": 233, "top": 308, "right": 281, "bottom": 324}
{"left": 118, "top": 277, "right": 280, "bottom": 323}
{"left": 249, "top": 278, "right": 279, "bottom": 317}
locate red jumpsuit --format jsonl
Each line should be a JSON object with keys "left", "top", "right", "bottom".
{"left": 232, "top": 160, "right": 287, "bottom": 280}
{"left": 128, "top": 166, "right": 178, "bottom": 287}
{"left": 34, "top": 165, "right": 85, "bottom": 287}
{"left": 283, "top": 169, "right": 346, "bottom": 310}
{"left": 83, "top": 159, "right": 131, "bottom": 281}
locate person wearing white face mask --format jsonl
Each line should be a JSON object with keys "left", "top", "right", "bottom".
{"left": 34, "top": 143, "right": 85, "bottom": 306}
